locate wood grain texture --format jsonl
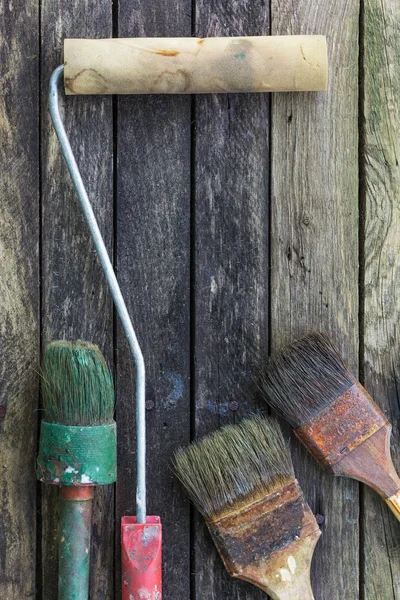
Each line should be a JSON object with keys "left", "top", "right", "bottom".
{"left": 1, "top": 0, "right": 399, "bottom": 597}
{"left": 0, "top": 1, "right": 39, "bottom": 597}
{"left": 363, "top": 0, "right": 400, "bottom": 596}
{"left": 115, "top": 2, "right": 191, "bottom": 599}
{"left": 40, "top": 2, "right": 114, "bottom": 598}
{"left": 193, "top": 3, "right": 270, "bottom": 599}
{"left": 270, "top": 2, "right": 360, "bottom": 599}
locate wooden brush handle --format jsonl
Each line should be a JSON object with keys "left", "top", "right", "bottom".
{"left": 261, "top": 585, "right": 314, "bottom": 600}
{"left": 385, "top": 491, "right": 400, "bottom": 521}
{"left": 260, "top": 580, "right": 315, "bottom": 600}
{"left": 59, "top": 486, "right": 94, "bottom": 600}
{"left": 333, "top": 425, "right": 400, "bottom": 521}
{"left": 254, "top": 532, "right": 317, "bottom": 600}
{"left": 64, "top": 36, "right": 328, "bottom": 95}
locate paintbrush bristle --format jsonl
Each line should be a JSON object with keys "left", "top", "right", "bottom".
{"left": 42, "top": 340, "right": 114, "bottom": 426}
{"left": 260, "top": 332, "right": 356, "bottom": 427}
{"left": 173, "top": 415, "right": 295, "bottom": 521}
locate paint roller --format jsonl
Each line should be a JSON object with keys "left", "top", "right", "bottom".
{"left": 49, "top": 33, "right": 328, "bottom": 600}
{"left": 64, "top": 36, "right": 328, "bottom": 95}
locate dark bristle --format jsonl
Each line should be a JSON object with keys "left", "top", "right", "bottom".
{"left": 42, "top": 340, "right": 114, "bottom": 426}
{"left": 260, "top": 332, "right": 356, "bottom": 427}
{"left": 173, "top": 416, "right": 295, "bottom": 521}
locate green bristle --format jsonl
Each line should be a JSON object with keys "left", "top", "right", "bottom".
{"left": 173, "top": 415, "right": 295, "bottom": 521}
{"left": 42, "top": 340, "right": 114, "bottom": 426}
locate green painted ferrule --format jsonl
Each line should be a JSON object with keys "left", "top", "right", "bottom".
{"left": 37, "top": 421, "right": 117, "bottom": 486}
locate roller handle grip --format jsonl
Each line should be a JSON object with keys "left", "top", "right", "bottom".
{"left": 121, "top": 516, "right": 162, "bottom": 600}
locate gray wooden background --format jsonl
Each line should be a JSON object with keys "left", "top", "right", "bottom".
{"left": 1, "top": 0, "right": 399, "bottom": 598}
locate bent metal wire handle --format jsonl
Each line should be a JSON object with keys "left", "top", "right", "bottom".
{"left": 49, "top": 64, "right": 147, "bottom": 524}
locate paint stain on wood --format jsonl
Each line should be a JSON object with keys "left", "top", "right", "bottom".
{"left": 156, "top": 49, "right": 179, "bottom": 57}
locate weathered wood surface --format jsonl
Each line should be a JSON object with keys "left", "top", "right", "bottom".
{"left": 1, "top": 1, "right": 400, "bottom": 599}
{"left": 0, "top": 0, "right": 39, "bottom": 598}
{"left": 115, "top": 1, "right": 192, "bottom": 599}
{"left": 40, "top": 2, "right": 114, "bottom": 598}
{"left": 270, "top": 1, "right": 360, "bottom": 599}
{"left": 193, "top": 2, "right": 270, "bottom": 598}
{"left": 363, "top": 1, "right": 400, "bottom": 598}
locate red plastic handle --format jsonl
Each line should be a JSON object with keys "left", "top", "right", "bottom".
{"left": 121, "top": 516, "right": 162, "bottom": 600}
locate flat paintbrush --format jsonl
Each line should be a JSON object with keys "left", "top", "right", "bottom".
{"left": 37, "top": 341, "right": 117, "bottom": 600}
{"left": 260, "top": 332, "right": 400, "bottom": 520}
{"left": 174, "top": 416, "right": 321, "bottom": 600}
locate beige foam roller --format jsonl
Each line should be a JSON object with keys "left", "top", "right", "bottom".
{"left": 64, "top": 36, "right": 328, "bottom": 95}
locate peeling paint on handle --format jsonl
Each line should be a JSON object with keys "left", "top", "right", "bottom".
{"left": 122, "top": 516, "right": 162, "bottom": 600}
{"left": 58, "top": 486, "right": 94, "bottom": 600}
{"left": 37, "top": 421, "right": 117, "bottom": 485}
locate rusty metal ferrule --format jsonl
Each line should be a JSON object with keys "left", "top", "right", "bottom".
{"left": 206, "top": 480, "right": 319, "bottom": 577}
{"left": 294, "top": 383, "right": 389, "bottom": 469}
{"left": 60, "top": 486, "right": 95, "bottom": 502}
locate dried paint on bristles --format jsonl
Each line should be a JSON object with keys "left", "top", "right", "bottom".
{"left": 42, "top": 340, "right": 114, "bottom": 426}
{"left": 260, "top": 332, "right": 356, "bottom": 427}
{"left": 173, "top": 415, "right": 295, "bottom": 521}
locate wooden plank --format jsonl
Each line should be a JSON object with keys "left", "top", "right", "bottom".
{"left": 0, "top": 1, "right": 39, "bottom": 598}
{"left": 115, "top": 2, "right": 192, "bottom": 599}
{"left": 363, "top": 2, "right": 400, "bottom": 598}
{"left": 270, "top": 2, "right": 360, "bottom": 599}
{"left": 40, "top": 3, "right": 114, "bottom": 598}
{"left": 193, "top": 4, "right": 270, "bottom": 599}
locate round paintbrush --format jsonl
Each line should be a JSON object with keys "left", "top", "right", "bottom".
{"left": 37, "top": 341, "right": 116, "bottom": 600}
